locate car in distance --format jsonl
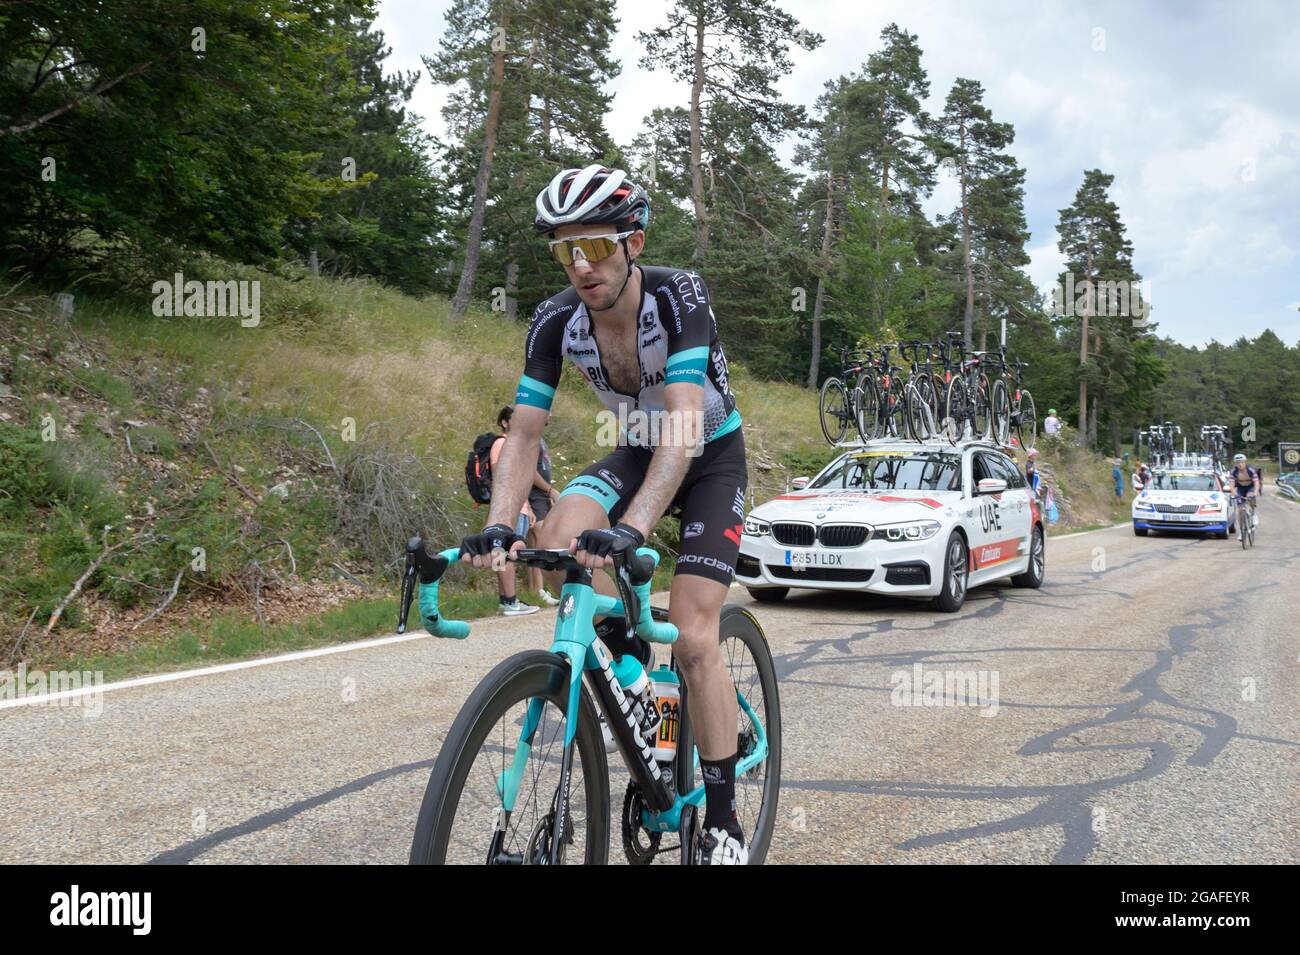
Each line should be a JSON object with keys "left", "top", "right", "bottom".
{"left": 1132, "top": 467, "right": 1233, "bottom": 538}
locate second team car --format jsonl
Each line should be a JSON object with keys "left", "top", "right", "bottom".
{"left": 1132, "top": 467, "right": 1234, "bottom": 539}
{"left": 736, "top": 438, "right": 1045, "bottom": 613}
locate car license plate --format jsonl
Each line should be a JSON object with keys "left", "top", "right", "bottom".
{"left": 1163, "top": 512, "right": 1191, "bottom": 522}
{"left": 784, "top": 550, "right": 843, "bottom": 568}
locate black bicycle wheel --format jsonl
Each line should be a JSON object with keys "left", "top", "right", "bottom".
{"left": 973, "top": 374, "right": 991, "bottom": 439}
{"left": 883, "top": 375, "right": 907, "bottom": 438}
{"left": 905, "top": 384, "right": 932, "bottom": 440}
{"left": 854, "top": 370, "right": 882, "bottom": 441}
{"left": 944, "top": 376, "right": 969, "bottom": 444}
{"left": 990, "top": 379, "right": 1011, "bottom": 445}
{"left": 818, "top": 377, "right": 850, "bottom": 446}
{"left": 673, "top": 605, "right": 782, "bottom": 865}
{"left": 1017, "top": 390, "right": 1038, "bottom": 450}
{"left": 410, "top": 650, "right": 610, "bottom": 865}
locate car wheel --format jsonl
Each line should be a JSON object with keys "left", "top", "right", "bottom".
{"left": 747, "top": 587, "right": 788, "bottom": 603}
{"left": 1011, "top": 525, "right": 1045, "bottom": 588}
{"left": 1134, "top": 526, "right": 1148, "bottom": 537}
{"left": 931, "top": 532, "right": 968, "bottom": 613}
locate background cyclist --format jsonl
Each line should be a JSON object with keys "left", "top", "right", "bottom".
{"left": 1229, "top": 452, "right": 1261, "bottom": 538}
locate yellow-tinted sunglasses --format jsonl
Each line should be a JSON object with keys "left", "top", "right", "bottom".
{"left": 548, "top": 231, "right": 634, "bottom": 267}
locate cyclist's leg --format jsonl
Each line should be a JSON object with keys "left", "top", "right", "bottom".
{"left": 535, "top": 446, "right": 649, "bottom": 600}
{"left": 669, "top": 430, "right": 748, "bottom": 842}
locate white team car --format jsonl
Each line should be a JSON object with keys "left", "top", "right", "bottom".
{"left": 1132, "top": 468, "right": 1233, "bottom": 539}
{"left": 736, "top": 439, "right": 1045, "bottom": 613}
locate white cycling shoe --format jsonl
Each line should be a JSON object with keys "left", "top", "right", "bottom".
{"left": 699, "top": 827, "right": 748, "bottom": 865}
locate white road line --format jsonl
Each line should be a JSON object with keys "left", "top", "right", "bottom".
{"left": 0, "top": 630, "right": 432, "bottom": 709}
{"left": 1049, "top": 521, "right": 1130, "bottom": 540}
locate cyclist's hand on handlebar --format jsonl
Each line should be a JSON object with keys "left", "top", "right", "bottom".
{"left": 572, "top": 523, "right": 644, "bottom": 570}
{"left": 460, "top": 523, "right": 525, "bottom": 570}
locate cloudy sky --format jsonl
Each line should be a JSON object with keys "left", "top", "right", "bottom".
{"left": 376, "top": 0, "right": 1300, "bottom": 348}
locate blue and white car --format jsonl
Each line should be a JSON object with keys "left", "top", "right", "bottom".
{"left": 1132, "top": 468, "right": 1233, "bottom": 538}
{"left": 736, "top": 439, "right": 1045, "bottom": 613}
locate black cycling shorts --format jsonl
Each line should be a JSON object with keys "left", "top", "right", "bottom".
{"left": 558, "top": 429, "right": 748, "bottom": 586}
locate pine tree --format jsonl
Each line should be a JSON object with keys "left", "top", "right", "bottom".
{"left": 637, "top": 0, "right": 821, "bottom": 263}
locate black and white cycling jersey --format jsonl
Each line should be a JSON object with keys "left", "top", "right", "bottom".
{"left": 514, "top": 264, "right": 741, "bottom": 445}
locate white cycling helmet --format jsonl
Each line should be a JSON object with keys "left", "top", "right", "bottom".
{"left": 1233, "top": 453, "right": 1247, "bottom": 463}
{"left": 534, "top": 165, "right": 650, "bottom": 234}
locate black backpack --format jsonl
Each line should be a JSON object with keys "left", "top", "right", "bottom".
{"left": 465, "top": 433, "right": 500, "bottom": 505}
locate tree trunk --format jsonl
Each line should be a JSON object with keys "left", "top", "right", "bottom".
{"left": 807, "top": 176, "right": 835, "bottom": 389}
{"left": 450, "top": 6, "right": 511, "bottom": 322}
{"left": 1088, "top": 397, "right": 1098, "bottom": 447}
{"left": 1078, "top": 241, "right": 1093, "bottom": 443}
{"left": 960, "top": 123, "right": 975, "bottom": 343}
{"left": 689, "top": 8, "right": 708, "bottom": 262}
{"left": 505, "top": 260, "right": 519, "bottom": 321}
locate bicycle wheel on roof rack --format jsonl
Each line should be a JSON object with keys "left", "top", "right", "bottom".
{"left": 818, "top": 377, "right": 851, "bottom": 446}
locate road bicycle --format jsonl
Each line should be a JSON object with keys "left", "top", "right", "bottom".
{"left": 398, "top": 538, "right": 782, "bottom": 864}
{"left": 897, "top": 340, "right": 943, "bottom": 441}
{"left": 987, "top": 344, "right": 1037, "bottom": 449}
{"left": 942, "top": 334, "right": 992, "bottom": 445}
{"left": 854, "top": 344, "right": 908, "bottom": 440}
{"left": 1236, "top": 495, "right": 1256, "bottom": 549}
{"left": 819, "top": 346, "right": 874, "bottom": 445}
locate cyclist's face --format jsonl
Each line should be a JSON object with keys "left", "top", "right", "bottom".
{"left": 552, "top": 223, "right": 644, "bottom": 311}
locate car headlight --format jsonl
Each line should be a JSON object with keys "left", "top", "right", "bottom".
{"left": 743, "top": 516, "right": 771, "bottom": 537}
{"left": 1134, "top": 501, "right": 1154, "bottom": 511}
{"left": 877, "top": 520, "right": 942, "bottom": 542}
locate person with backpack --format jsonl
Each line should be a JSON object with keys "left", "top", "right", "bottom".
{"left": 465, "top": 406, "right": 557, "bottom": 615}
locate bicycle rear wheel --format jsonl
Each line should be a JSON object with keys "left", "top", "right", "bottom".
{"left": 818, "top": 377, "right": 851, "bottom": 446}
{"left": 905, "top": 384, "right": 935, "bottom": 440}
{"left": 882, "top": 375, "right": 907, "bottom": 438}
{"left": 674, "top": 605, "right": 782, "bottom": 864}
{"left": 410, "top": 650, "right": 610, "bottom": 865}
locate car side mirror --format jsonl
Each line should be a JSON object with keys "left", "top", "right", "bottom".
{"left": 977, "top": 478, "right": 1007, "bottom": 495}
{"left": 790, "top": 476, "right": 811, "bottom": 491}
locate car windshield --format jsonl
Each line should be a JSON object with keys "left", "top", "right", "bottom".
{"left": 812, "top": 451, "right": 961, "bottom": 491}
{"left": 1152, "top": 471, "right": 1217, "bottom": 491}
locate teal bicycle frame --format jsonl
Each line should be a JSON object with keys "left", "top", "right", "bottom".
{"left": 401, "top": 541, "right": 770, "bottom": 857}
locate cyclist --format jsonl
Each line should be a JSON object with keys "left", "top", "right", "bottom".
{"left": 459, "top": 165, "right": 750, "bottom": 865}
{"left": 1229, "top": 453, "right": 1261, "bottom": 539}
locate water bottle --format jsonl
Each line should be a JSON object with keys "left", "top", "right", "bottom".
{"left": 650, "top": 667, "right": 680, "bottom": 765}
{"left": 611, "top": 653, "right": 661, "bottom": 740}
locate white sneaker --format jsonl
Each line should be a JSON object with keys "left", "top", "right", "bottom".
{"left": 499, "top": 599, "right": 539, "bottom": 616}
{"left": 699, "top": 826, "right": 748, "bottom": 865}
{"left": 538, "top": 588, "right": 560, "bottom": 606}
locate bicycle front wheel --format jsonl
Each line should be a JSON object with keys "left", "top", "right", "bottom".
{"left": 1017, "top": 390, "right": 1038, "bottom": 450}
{"left": 674, "top": 605, "right": 783, "bottom": 864}
{"left": 819, "top": 377, "right": 850, "bottom": 446}
{"left": 410, "top": 650, "right": 610, "bottom": 865}
{"left": 854, "top": 370, "right": 882, "bottom": 441}
{"left": 990, "top": 379, "right": 1010, "bottom": 445}
{"left": 943, "top": 376, "right": 970, "bottom": 444}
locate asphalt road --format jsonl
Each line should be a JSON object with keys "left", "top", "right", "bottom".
{"left": 3, "top": 499, "right": 1297, "bottom": 864}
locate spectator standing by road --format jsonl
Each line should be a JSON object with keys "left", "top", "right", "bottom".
{"left": 1044, "top": 409, "right": 1061, "bottom": 435}
{"left": 488, "top": 405, "right": 551, "bottom": 616}
{"left": 1112, "top": 459, "right": 1125, "bottom": 499}
{"left": 1025, "top": 448, "right": 1042, "bottom": 496}
{"left": 1132, "top": 461, "right": 1152, "bottom": 493}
